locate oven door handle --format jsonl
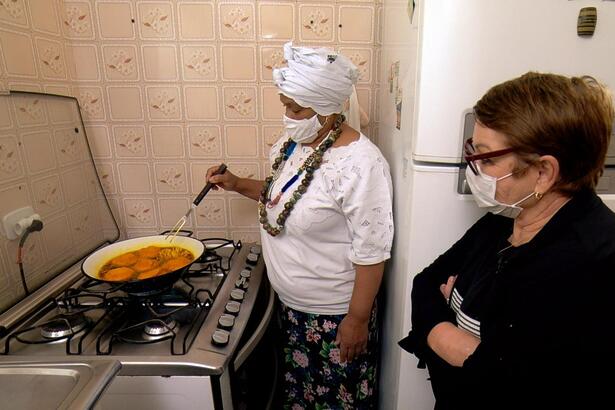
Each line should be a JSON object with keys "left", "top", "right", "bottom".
{"left": 232, "top": 282, "right": 275, "bottom": 370}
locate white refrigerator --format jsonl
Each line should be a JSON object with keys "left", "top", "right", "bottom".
{"left": 377, "top": 1, "right": 615, "bottom": 409}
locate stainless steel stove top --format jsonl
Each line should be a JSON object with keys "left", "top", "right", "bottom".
{"left": 0, "top": 238, "right": 269, "bottom": 377}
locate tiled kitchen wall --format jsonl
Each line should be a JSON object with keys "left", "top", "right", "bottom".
{"left": 0, "top": 0, "right": 382, "bottom": 244}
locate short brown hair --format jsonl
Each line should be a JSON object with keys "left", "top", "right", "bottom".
{"left": 474, "top": 72, "right": 614, "bottom": 195}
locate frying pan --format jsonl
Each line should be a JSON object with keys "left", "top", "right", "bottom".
{"left": 81, "top": 235, "right": 205, "bottom": 296}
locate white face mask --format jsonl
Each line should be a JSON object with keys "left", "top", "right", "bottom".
{"left": 465, "top": 165, "right": 534, "bottom": 219}
{"left": 283, "top": 114, "right": 323, "bottom": 144}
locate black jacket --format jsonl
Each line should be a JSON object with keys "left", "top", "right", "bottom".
{"left": 400, "top": 190, "right": 615, "bottom": 409}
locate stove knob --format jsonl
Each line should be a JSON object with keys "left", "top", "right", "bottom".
{"left": 225, "top": 300, "right": 241, "bottom": 315}
{"left": 218, "top": 314, "right": 235, "bottom": 330}
{"left": 240, "top": 269, "right": 251, "bottom": 279}
{"left": 246, "top": 253, "right": 259, "bottom": 266}
{"left": 230, "top": 288, "right": 245, "bottom": 301}
{"left": 212, "top": 329, "right": 230, "bottom": 346}
{"left": 249, "top": 245, "right": 262, "bottom": 255}
{"left": 235, "top": 277, "right": 249, "bottom": 290}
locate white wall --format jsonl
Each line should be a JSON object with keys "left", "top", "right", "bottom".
{"left": 376, "top": 1, "right": 421, "bottom": 409}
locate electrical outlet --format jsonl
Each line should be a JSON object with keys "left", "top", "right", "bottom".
{"left": 1, "top": 206, "right": 42, "bottom": 240}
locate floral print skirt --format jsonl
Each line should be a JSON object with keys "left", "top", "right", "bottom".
{"left": 277, "top": 302, "right": 379, "bottom": 410}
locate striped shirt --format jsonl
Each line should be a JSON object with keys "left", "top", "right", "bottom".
{"left": 450, "top": 287, "right": 481, "bottom": 338}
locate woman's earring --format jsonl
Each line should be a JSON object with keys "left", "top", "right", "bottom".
{"left": 534, "top": 191, "right": 544, "bottom": 200}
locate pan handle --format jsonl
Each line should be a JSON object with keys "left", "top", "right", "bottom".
{"left": 194, "top": 163, "right": 227, "bottom": 206}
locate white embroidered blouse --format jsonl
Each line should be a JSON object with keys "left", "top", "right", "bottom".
{"left": 260, "top": 134, "right": 394, "bottom": 314}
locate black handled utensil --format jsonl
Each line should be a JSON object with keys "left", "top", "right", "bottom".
{"left": 166, "top": 163, "right": 227, "bottom": 242}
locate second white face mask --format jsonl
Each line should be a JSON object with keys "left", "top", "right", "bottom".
{"left": 283, "top": 114, "right": 323, "bottom": 144}
{"left": 465, "top": 166, "right": 534, "bottom": 219}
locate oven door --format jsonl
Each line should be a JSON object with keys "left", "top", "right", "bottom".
{"left": 0, "top": 360, "right": 120, "bottom": 410}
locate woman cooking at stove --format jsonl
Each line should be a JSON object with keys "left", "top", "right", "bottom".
{"left": 206, "top": 42, "right": 393, "bottom": 409}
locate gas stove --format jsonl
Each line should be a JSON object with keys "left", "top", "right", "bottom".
{"left": 0, "top": 235, "right": 274, "bottom": 410}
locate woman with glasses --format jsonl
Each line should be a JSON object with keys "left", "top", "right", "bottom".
{"left": 400, "top": 72, "right": 615, "bottom": 409}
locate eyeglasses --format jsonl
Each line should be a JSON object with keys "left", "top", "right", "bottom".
{"left": 464, "top": 138, "right": 516, "bottom": 175}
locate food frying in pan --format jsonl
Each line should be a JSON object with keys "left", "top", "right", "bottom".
{"left": 98, "top": 245, "right": 195, "bottom": 281}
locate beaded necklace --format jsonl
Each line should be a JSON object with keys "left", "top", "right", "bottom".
{"left": 258, "top": 116, "right": 344, "bottom": 236}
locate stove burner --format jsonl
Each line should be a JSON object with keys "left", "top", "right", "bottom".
{"left": 40, "top": 313, "right": 89, "bottom": 339}
{"left": 144, "top": 318, "right": 178, "bottom": 337}
{"left": 198, "top": 250, "right": 222, "bottom": 264}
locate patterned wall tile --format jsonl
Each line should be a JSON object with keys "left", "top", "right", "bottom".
{"left": 61, "top": 1, "right": 95, "bottom": 40}
{"left": 177, "top": 2, "right": 215, "bottom": 41}
{"left": 261, "top": 86, "right": 284, "bottom": 121}
{"left": 259, "top": 45, "right": 286, "bottom": 82}
{"left": 66, "top": 44, "right": 101, "bottom": 82}
{"left": 258, "top": 2, "right": 294, "bottom": 41}
{"left": 5, "top": 234, "right": 47, "bottom": 278}
{"left": 96, "top": 1, "right": 135, "bottom": 40}
{"left": 0, "top": 29, "right": 37, "bottom": 78}
{"left": 83, "top": 163, "right": 102, "bottom": 199}
{"left": 141, "top": 44, "right": 178, "bottom": 81}
{"left": 228, "top": 197, "right": 258, "bottom": 227}
{"left": 123, "top": 198, "right": 157, "bottom": 228}
{"left": 224, "top": 125, "right": 258, "bottom": 158}
{"left": 150, "top": 124, "right": 184, "bottom": 158}
{"left": 117, "top": 162, "right": 152, "bottom": 194}
{"left": 107, "top": 86, "right": 143, "bottom": 121}
{"left": 112, "top": 125, "right": 147, "bottom": 158}
{"left": 60, "top": 165, "right": 89, "bottom": 207}
{"left": 222, "top": 86, "right": 256, "bottom": 121}
{"left": 340, "top": 47, "right": 372, "bottom": 84}
{"left": 74, "top": 86, "right": 106, "bottom": 121}
{"left": 11, "top": 93, "right": 47, "bottom": 127}
{"left": 180, "top": 45, "right": 217, "bottom": 81}
{"left": 40, "top": 214, "right": 72, "bottom": 261}
{"left": 220, "top": 45, "right": 256, "bottom": 82}
{"left": 29, "top": 0, "right": 60, "bottom": 35}
{"left": 158, "top": 197, "right": 191, "bottom": 228}
{"left": 189, "top": 161, "right": 221, "bottom": 196}
{"left": 0, "top": 134, "right": 24, "bottom": 183}
{"left": 262, "top": 125, "right": 284, "bottom": 158}
{"left": 53, "top": 127, "right": 86, "bottom": 166}
{"left": 85, "top": 125, "right": 112, "bottom": 159}
{"left": 20, "top": 130, "right": 56, "bottom": 175}
{"left": 47, "top": 97, "right": 77, "bottom": 124}
{"left": 0, "top": 97, "right": 12, "bottom": 129}
{"left": 187, "top": 125, "right": 222, "bottom": 158}
{"left": 0, "top": 0, "right": 28, "bottom": 28}
{"left": 137, "top": 1, "right": 175, "bottom": 40}
{"left": 338, "top": 5, "right": 374, "bottom": 44}
{"left": 299, "top": 4, "right": 334, "bottom": 43}
{"left": 183, "top": 86, "right": 218, "bottom": 120}
{"left": 8, "top": 82, "right": 42, "bottom": 92}
{"left": 69, "top": 202, "right": 98, "bottom": 244}
{"left": 230, "top": 230, "right": 260, "bottom": 244}
{"left": 102, "top": 45, "right": 139, "bottom": 81}
{"left": 226, "top": 161, "right": 260, "bottom": 180}
{"left": 195, "top": 197, "right": 226, "bottom": 228}
{"left": 153, "top": 162, "right": 188, "bottom": 194}
{"left": 146, "top": 85, "right": 181, "bottom": 120}
{"left": 0, "top": 0, "right": 382, "bottom": 245}
{"left": 0, "top": 182, "right": 31, "bottom": 227}
{"left": 219, "top": 2, "right": 255, "bottom": 41}
{"left": 35, "top": 37, "right": 67, "bottom": 80}
{"left": 196, "top": 229, "right": 228, "bottom": 240}
{"left": 94, "top": 162, "right": 116, "bottom": 194}
{"left": 44, "top": 84, "right": 72, "bottom": 97}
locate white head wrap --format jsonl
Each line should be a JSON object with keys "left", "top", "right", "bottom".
{"left": 273, "top": 42, "right": 359, "bottom": 116}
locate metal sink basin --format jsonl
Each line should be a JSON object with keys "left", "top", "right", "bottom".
{"left": 0, "top": 361, "right": 121, "bottom": 410}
